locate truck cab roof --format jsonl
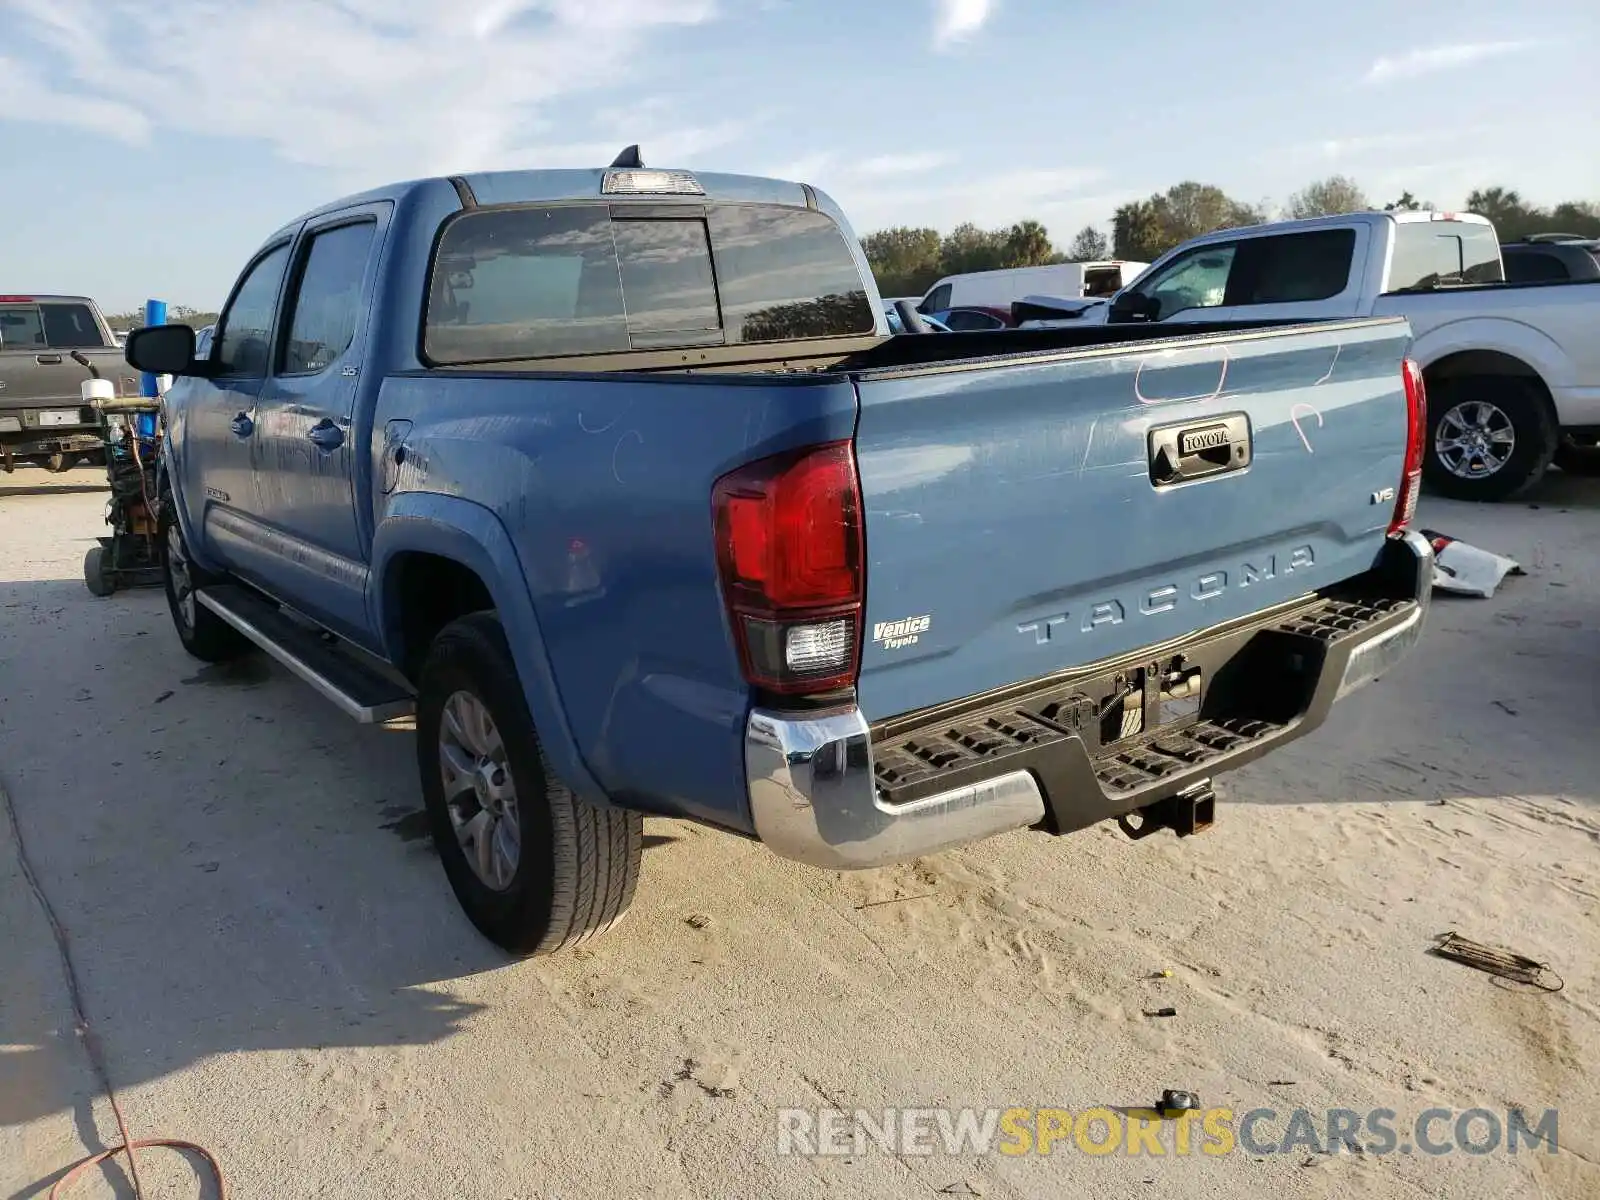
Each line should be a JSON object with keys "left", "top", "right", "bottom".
{"left": 276, "top": 167, "right": 825, "bottom": 239}
{"left": 1172, "top": 210, "right": 1493, "bottom": 250}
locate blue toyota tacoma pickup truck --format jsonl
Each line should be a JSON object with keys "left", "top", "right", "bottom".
{"left": 126, "top": 151, "right": 1433, "bottom": 955}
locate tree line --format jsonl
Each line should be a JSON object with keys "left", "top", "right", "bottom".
{"left": 105, "top": 305, "right": 219, "bottom": 333}
{"left": 862, "top": 176, "right": 1600, "bottom": 300}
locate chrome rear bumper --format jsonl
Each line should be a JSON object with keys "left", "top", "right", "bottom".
{"left": 745, "top": 530, "right": 1432, "bottom": 870}
{"left": 745, "top": 708, "right": 1047, "bottom": 869}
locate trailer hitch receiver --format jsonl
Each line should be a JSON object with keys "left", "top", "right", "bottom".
{"left": 1118, "top": 779, "right": 1216, "bottom": 840}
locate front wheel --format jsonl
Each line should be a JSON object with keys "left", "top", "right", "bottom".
{"left": 158, "top": 487, "right": 252, "bottom": 662}
{"left": 83, "top": 545, "right": 115, "bottom": 597}
{"left": 416, "top": 611, "right": 643, "bottom": 955}
{"left": 1422, "top": 377, "right": 1558, "bottom": 502}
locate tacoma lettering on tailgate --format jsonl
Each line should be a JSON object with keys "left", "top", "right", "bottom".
{"left": 1018, "top": 545, "right": 1315, "bottom": 643}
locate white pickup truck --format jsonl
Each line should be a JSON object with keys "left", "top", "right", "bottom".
{"left": 1084, "top": 211, "right": 1600, "bottom": 500}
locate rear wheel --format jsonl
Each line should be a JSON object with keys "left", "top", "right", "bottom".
{"left": 45, "top": 452, "right": 79, "bottom": 473}
{"left": 1422, "top": 377, "right": 1557, "bottom": 502}
{"left": 416, "top": 611, "right": 643, "bottom": 955}
{"left": 158, "top": 486, "right": 251, "bottom": 662}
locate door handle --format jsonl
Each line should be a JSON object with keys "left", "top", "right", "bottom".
{"left": 1148, "top": 413, "right": 1252, "bottom": 486}
{"left": 36, "top": 353, "right": 63, "bottom": 365}
{"left": 229, "top": 412, "right": 254, "bottom": 438}
{"left": 308, "top": 418, "right": 345, "bottom": 450}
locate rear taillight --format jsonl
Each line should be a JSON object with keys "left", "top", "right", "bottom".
{"left": 1389, "top": 358, "right": 1427, "bottom": 535}
{"left": 713, "top": 441, "right": 865, "bottom": 695}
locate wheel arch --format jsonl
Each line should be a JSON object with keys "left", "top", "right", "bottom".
{"left": 1422, "top": 347, "right": 1557, "bottom": 423}
{"left": 369, "top": 491, "right": 608, "bottom": 807}
{"left": 1409, "top": 314, "right": 1569, "bottom": 407}
{"left": 155, "top": 446, "right": 227, "bottom": 576}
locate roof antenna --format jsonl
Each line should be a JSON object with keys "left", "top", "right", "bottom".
{"left": 609, "top": 145, "right": 644, "bottom": 169}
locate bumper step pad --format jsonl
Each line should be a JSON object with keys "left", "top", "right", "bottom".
{"left": 872, "top": 593, "right": 1409, "bottom": 808}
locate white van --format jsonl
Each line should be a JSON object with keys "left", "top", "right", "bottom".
{"left": 918, "top": 261, "right": 1147, "bottom": 314}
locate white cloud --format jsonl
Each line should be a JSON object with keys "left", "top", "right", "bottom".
{"left": 1, "top": 0, "right": 723, "bottom": 180}
{"left": 1364, "top": 40, "right": 1537, "bottom": 84}
{"left": 932, "top": 0, "right": 996, "bottom": 50}
{"left": 0, "top": 56, "right": 149, "bottom": 142}
{"left": 854, "top": 152, "right": 953, "bottom": 177}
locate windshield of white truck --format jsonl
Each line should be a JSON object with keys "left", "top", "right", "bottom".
{"left": 1387, "top": 220, "right": 1504, "bottom": 291}
{"left": 424, "top": 203, "right": 874, "bottom": 364}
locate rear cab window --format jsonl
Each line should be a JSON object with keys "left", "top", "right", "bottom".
{"left": 424, "top": 203, "right": 874, "bottom": 365}
{"left": 1387, "top": 219, "right": 1504, "bottom": 290}
{"left": 0, "top": 300, "right": 107, "bottom": 350}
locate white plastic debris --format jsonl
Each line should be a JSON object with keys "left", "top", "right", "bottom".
{"left": 1421, "top": 530, "right": 1526, "bottom": 598}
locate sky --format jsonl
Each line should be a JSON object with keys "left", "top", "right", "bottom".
{"left": 1, "top": 0, "right": 1595, "bottom": 312}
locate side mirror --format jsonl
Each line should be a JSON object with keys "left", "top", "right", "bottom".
{"left": 1108, "top": 290, "right": 1156, "bottom": 323}
{"left": 125, "top": 323, "right": 204, "bottom": 377}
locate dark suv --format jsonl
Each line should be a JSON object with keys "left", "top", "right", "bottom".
{"left": 1500, "top": 234, "right": 1600, "bottom": 284}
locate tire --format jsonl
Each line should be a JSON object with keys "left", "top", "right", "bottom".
{"left": 416, "top": 611, "right": 643, "bottom": 955}
{"left": 45, "top": 452, "right": 78, "bottom": 473}
{"left": 83, "top": 546, "right": 115, "bottom": 597}
{"left": 157, "top": 485, "right": 252, "bottom": 662}
{"left": 1553, "top": 435, "right": 1600, "bottom": 477}
{"left": 1422, "top": 377, "right": 1558, "bottom": 502}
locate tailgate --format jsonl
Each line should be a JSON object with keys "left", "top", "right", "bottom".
{"left": 851, "top": 318, "right": 1414, "bottom": 722}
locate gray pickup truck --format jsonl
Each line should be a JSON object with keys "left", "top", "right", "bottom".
{"left": 0, "top": 294, "right": 138, "bottom": 472}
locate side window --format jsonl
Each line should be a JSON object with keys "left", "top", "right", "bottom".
{"left": 0, "top": 304, "right": 46, "bottom": 349}
{"left": 1503, "top": 251, "right": 1569, "bottom": 283}
{"left": 1235, "top": 229, "right": 1357, "bottom": 304}
{"left": 920, "top": 284, "right": 952, "bottom": 313}
{"left": 40, "top": 302, "right": 106, "bottom": 348}
{"left": 1082, "top": 268, "right": 1122, "bottom": 298}
{"left": 943, "top": 309, "right": 1005, "bottom": 331}
{"left": 214, "top": 245, "right": 291, "bottom": 376}
{"left": 1134, "top": 244, "right": 1237, "bottom": 318}
{"left": 280, "top": 222, "right": 376, "bottom": 374}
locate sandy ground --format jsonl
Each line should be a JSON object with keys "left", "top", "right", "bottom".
{"left": 2, "top": 462, "right": 1597, "bottom": 1200}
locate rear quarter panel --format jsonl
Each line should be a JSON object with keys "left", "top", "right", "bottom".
{"left": 371, "top": 371, "right": 858, "bottom": 831}
{"left": 1374, "top": 281, "right": 1600, "bottom": 424}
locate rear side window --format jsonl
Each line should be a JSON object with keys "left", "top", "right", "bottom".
{"left": 0, "top": 305, "right": 46, "bottom": 349}
{"left": 40, "top": 303, "right": 106, "bottom": 348}
{"left": 1388, "top": 221, "right": 1504, "bottom": 290}
{"left": 1232, "top": 229, "right": 1356, "bottom": 304}
{"left": 425, "top": 203, "right": 871, "bottom": 364}
{"left": 280, "top": 221, "right": 376, "bottom": 374}
{"left": 1503, "top": 250, "right": 1570, "bottom": 283}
